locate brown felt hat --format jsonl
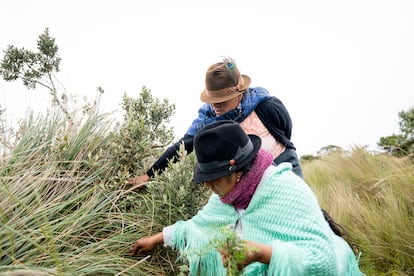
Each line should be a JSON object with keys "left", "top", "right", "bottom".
{"left": 200, "top": 57, "right": 251, "bottom": 104}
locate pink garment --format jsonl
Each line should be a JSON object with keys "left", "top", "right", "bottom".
{"left": 239, "top": 111, "right": 286, "bottom": 159}
{"left": 220, "top": 149, "right": 274, "bottom": 209}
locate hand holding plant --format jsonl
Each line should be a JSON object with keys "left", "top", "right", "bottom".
{"left": 212, "top": 226, "right": 262, "bottom": 275}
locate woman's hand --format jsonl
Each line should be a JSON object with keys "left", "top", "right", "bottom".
{"left": 131, "top": 232, "right": 163, "bottom": 256}
{"left": 125, "top": 174, "right": 150, "bottom": 191}
{"left": 219, "top": 240, "right": 272, "bottom": 270}
{"left": 243, "top": 240, "right": 272, "bottom": 265}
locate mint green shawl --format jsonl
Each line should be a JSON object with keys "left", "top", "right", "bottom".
{"left": 171, "top": 163, "right": 362, "bottom": 275}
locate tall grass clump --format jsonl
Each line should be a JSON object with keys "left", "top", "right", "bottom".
{"left": 304, "top": 147, "right": 414, "bottom": 275}
{"left": 0, "top": 109, "right": 140, "bottom": 275}
{"left": 0, "top": 86, "right": 209, "bottom": 275}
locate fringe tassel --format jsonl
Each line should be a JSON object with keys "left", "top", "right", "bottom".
{"left": 347, "top": 253, "right": 365, "bottom": 276}
{"left": 172, "top": 221, "right": 227, "bottom": 276}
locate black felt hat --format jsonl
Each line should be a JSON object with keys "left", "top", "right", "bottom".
{"left": 193, "top": 120, "right": 261, "bottom": 183}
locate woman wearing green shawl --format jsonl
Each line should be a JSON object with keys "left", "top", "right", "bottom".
{"left": 132, "top": 120, "right": 363, "bottom": 275}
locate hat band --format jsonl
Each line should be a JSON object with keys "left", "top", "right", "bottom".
{"left": 205, "top": 86, "right": 240, "bottom": 99}
{"left": 198, "top": 139, "right": 254, "bottom": 172}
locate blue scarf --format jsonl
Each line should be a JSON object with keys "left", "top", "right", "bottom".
{"left": 186, "top": 87, "right": 270, "bottom": 136}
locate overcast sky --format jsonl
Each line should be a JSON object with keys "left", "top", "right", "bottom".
{"left": 1, "top": 0, "right": 413, "bottom": 156}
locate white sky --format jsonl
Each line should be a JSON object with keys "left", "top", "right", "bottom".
{"left": 1, "top": 0, "right": 413, "bottom": 156}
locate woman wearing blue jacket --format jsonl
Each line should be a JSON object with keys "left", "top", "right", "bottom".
{"left": 127, "top": 57, "right": 303, "bottom": 190}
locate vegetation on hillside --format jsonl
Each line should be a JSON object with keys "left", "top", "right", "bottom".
{"left": 0, "top": 91, "right": 208, "bottom": 275}
{"left": 304, "top": 148, "right": 414, "bottom": 276}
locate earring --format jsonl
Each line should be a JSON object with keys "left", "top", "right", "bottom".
{"left": 237, "top": 102, "right": 242, "bottom": 114}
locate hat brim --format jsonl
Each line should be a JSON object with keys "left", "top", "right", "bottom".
{"left": 200, "top": 75, "right": 251, "bottom": 104}
{"left": 193, "top": 134, "right": 261, "bottom": 183}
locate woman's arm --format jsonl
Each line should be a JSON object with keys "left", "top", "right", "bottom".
{"left": 125, "top": 134, "right": 195, "bottom": 190}
{"left": 145, "top": 134, "right": 194, "bottom": 177}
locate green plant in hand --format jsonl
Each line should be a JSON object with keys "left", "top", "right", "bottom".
{"left": 211, "top": 226, "right": 257, "bottom": 276}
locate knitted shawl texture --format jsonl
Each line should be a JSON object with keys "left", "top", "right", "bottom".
{"left": 170, "top": 163, "right": 362, "bottom": 276}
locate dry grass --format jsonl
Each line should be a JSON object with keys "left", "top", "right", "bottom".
{"left": 304, "top": 147, "right": 414, "bottom": 275}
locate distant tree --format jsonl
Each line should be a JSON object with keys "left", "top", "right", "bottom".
{"left": 317, "top": 145, "right": 344, "bottom": 157}
{"left": 300, "top": 154, "right": 320, "bottom": 163}
{"left": 0, "top": 28, "right": 69, "bottom": 119}
{"left": 378, "top": 107, "right": 414, "bottom": 157}
{"left": 299, "top": 145, "right": 344, "bottom": 163}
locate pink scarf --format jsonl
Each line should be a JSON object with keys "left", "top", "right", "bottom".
{"left": 220, "top": 149, "right": 274, "bottom": 209}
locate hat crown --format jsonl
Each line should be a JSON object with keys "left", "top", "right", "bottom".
{"left": 195, "top": 121, "right": 251, "bottom": 167}
{"left": 193, "top": 120, "right": 261, "bottom": 183}
{"left": 200, "top": 57, "right": 251, "bottom": 104}
{"left": 205, "top": 61, "right": 240, "bottom": 91}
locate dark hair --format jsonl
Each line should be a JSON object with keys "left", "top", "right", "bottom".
{"left": 321, "top": 209, "right": 347, "bottom": 237}
{"left": 321, "top": 209, "right": 359, "bottom": 255}
{"left": 224, "top": 157, "right": 255, "bottom": 182}
{"left": 234, "top": 156, "right": 255, "bottom": 175}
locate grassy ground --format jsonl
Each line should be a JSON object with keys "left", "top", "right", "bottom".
{"left": 1, "top": 110, "right": 413, "bottom": 275}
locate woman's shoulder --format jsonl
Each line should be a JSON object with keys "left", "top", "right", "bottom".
{"left": 263, "top": 162, "right": 293, "bottom": 178}
{"left": 258, "top": 162, "right": 307, "bottom": 195}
